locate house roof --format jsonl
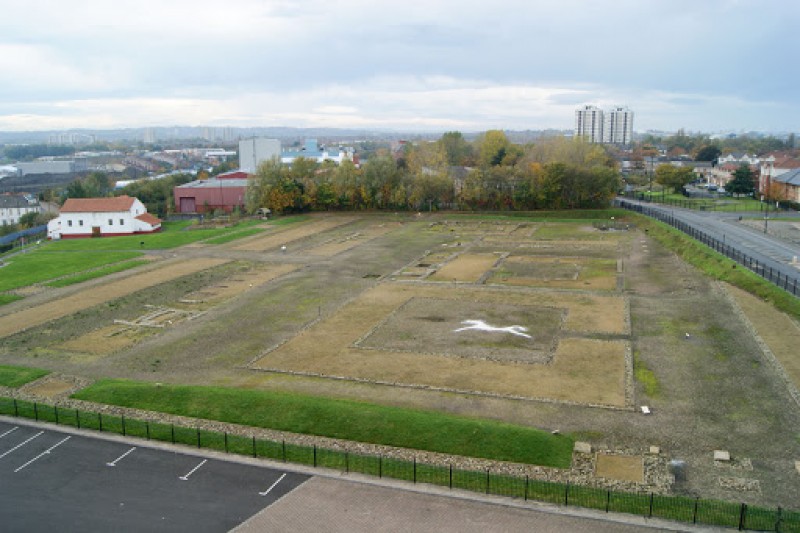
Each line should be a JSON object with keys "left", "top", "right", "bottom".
{"left": 774, "top": 168, "right": 800, "bottom": 186}
{"left": 61, "top": 195, "right": 137, "bottom": 213}
{"left": 135, "top": 213, "right": 161, "bottom": 225}
{"left": 0, "top": 195, "right": 32, "bottom": 209}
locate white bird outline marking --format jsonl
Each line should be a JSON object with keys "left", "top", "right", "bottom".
{"left": 453, "top": 319, "right": 532, "bottom": 338}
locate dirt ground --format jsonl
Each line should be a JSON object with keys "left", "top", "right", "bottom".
{"left": 2, "top": 213, "right": 800, "bottom": 508}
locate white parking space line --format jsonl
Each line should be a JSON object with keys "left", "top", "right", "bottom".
{"left": 179, "top": 459, "right": 207, "bottom": 481}
{"left": 106, "top": 447, "right": 137, "bottom": 467}
{"left": 0, "top": 431, "right": 43, "bottom": 459}
{"left": 0, "top": 426, "right": 19, "bottom": 439}
{"left": 258, "top": 473, "right": 287, "bottom": 496}
{"left": 14, "top": 436, "right": 71, "bottom": 473}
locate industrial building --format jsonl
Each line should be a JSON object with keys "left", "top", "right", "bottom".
{"left": 173, "top": 171, "right": 248, "bottom": 214}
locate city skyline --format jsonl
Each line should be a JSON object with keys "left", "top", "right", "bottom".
{"left": 0, "top": 0, "right": 796, "bottom": 134}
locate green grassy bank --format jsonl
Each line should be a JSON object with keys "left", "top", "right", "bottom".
{"left": 73, "top": 379, "right": 574, "bottom": 468}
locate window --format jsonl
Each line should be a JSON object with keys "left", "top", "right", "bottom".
{"left": 120, "top": 218, "right": 124, "bottom": 225}
{"left": 68, "top": 220, "right": 73, "bottom": 227}
{"left": 79, "top": 220, "right": 84, "bottom": 226}
{"left": 108, "top": 219, "right": 113, "bottom": 226}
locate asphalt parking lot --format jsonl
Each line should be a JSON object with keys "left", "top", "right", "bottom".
{"left": 0, "top": 419, "right": 308, "bottom": 532}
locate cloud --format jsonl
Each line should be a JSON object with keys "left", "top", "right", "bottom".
{"left": 0, "top": 0, "right": 797, "bottom": 132}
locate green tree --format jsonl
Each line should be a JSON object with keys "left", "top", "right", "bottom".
{"left": 695, "top": 145, "right": 721, "bottom": 162}
{"left": 726, "top": 164, "right": 755, "bottom": 196}
{"left": 438, "top": 131, "right": 472, "bottom": 166}
{"left": 477, "top": 130, "right": 513, "bottom": 167}
{"left": 655, "top": 164, "right": 694, "bottom": 193}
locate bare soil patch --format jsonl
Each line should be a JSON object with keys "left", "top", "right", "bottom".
{"left": 428, "top": 253, "right": 501, "bottom": 282}
{"left": 595, "top": 453, "right": 644, "bottom": 483}
{"left": 24, "top": 378, "right": 78, "bottom": 398}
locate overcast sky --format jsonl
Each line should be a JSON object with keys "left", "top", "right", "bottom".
{"left": 0, "top": 0, "right": 796, "bottom": 134}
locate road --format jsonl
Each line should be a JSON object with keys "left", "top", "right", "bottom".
{"left": 616, "top": 197, "right": 800, "bottom": 292}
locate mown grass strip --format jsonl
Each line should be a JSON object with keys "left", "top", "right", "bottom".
{"left": 45, "top": 259, "right": 150, "bottom": 288}
{"left": 0, "top": 365, "right": 49, "bottom": 387}
{"left": 203, "top": 228, "right": 265, "bottom": 245}
{"left": 72, "top": 379, "right": 574, "bottom": 468}
{"left": 0, "top": 250, "right": 141, "bottom": 292}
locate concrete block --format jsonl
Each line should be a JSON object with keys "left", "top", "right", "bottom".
{"left": 714, "top": 450, "right": 731, "bottom": 462}
{"left": 574, "top": 441, "right": 592, "bottom": 454}
{"left": 649, "top": 446, "right": 660, "bottom": 455}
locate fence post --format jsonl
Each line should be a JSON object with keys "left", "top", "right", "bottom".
{"left": 13, "top": 399, "right": 18, "bottom": 417}
{"left": 379, "top": 455, "right": 382, "bottom": 478}
{"left": 413, "top": 457, "right": 416, "bottom": 483}
{"left": 224, "top": 432, "right": 228, "bottom": 453}
{"left": 775, "top": 507, "right": 782, "bottom": 532}
{"left": 282, "top": 440, "right": 286, "bottom": 462}
{"left": 313, "top": 445, "right": 317, "bottom": 467}
{"left": 121, "top": 415, "right": 126, "bottom": 436}
{"left": 486, "top": 469, "right": 489, "bottom": 494}
{"left": 739, "top": 503, "right": 747, "bottom": 531}
{"left": 450, "top": 465, "right": 453, "bottom": 489}
{"left": 649, "top": 492, "right": 654, "bottom": 518}
{"left": 54, "top": 405, "right": 59, "bottom": 425}
{"left": 565, "top": 483, "right": 569, "bottom": 506}
{"left": 252, "top": 436, "right": 257, "bottom": 457}
{"left": 345, "top": 452, "right": 349, "bottom": 473}
{"left": 171, "top": 424, "right": 175, "bottom": 444}
{"left": 693, "top": 497, "right": 699, "bottom": 523}
{"left": 196, "top": 428, "right": 201, "bottom": 448}
{"left": 34, "top": 402, "right": 38, "bottom": 421}
{"left": 98, "top": 412, "right": 103, "bottom": 431}
{"left": 76, "top": 409, "right": 80, "bottom": 429}
{"left": 524, "top": 475, "right": 528, "bottom": 501}
{"left": 146, "top": 422, "right": 149, "bottom": 440}
{"left": 605, "top": 490, "right": 610, "bottom": 512}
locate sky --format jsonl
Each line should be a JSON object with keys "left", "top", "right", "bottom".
{"left": 0, "top": 0, "right": 796, "bottom": 134}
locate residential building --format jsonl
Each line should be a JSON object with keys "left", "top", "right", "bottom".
{"left": 575, "top": 105, "right": 634, "bottom": 145}
{"left": 1, "top": 194, "right": 41, "bottom": 226}
{"left": 280, "top": 139, "right": 354, "bottom": 165}
{"left": 602, "top": 107, "right": 634, "bottom": 145}
{"left": 239, "top": 138, "right": 281, "bottom": 173}
{"left": 759, "top": 155, "right": 800, "bottom": 195}
{"left": 574, "top": 105, "right": 604, "bottom": 143}
{"left": 46, "top": 195, "right": 161, "bottom": 240}
{"left": 772, "top": 168, "right": 800, "bottom": 203}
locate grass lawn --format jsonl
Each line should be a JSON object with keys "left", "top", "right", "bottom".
{"left": 0, "top": 365, "right": 49, "bottom": 387}
{"left": 73, "top": 379, "right": 575, "bottom": 468}
{"left": 45, "top": 259, "right": 150, "bottom": 288}
{"left": 0, "top": 250, "right": 142, "bottom": 292}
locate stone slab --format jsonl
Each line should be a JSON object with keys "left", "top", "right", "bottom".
{"left": 714, "top": 450, "right": 731, "bottom": 462}
{"left": 574, "top": 441, "right": 592, "bottom": 454}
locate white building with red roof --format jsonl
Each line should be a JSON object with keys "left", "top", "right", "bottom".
{"left": 47, "top": 195, "right": 161, "bottom": 240}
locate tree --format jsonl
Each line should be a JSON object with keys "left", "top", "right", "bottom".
{"left": 438, "top": 131, "right": 472, "bottom": 166}
{"left": 726, "top": 164, "right": 755, "bottom": 196}
{"left": 477, "top": 130, "right": 519, "bottom": 167}
{"left": 654, "top": 164, "right": 694, "bottom": 193}
{"left": 695, "top": 145, "right": 721, "bottom": 163}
